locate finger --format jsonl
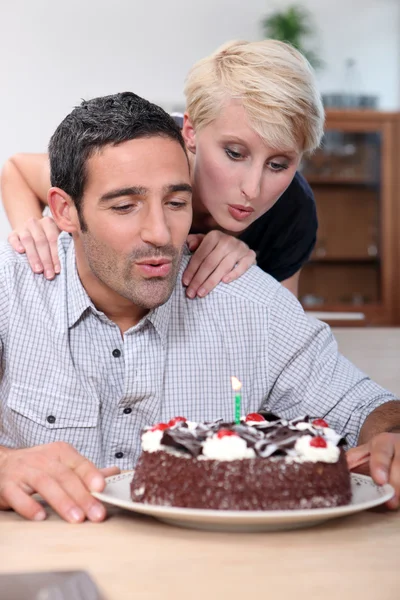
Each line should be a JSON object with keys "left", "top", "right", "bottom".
{"left": 192, "top": 252, "right": 249, "bottom": 298}
{"left": 41, "top": 217, "right": 61, "bottom": 274}
{"left": 24, "top": 218, "right": 56, "bottom": 279}
{"left": 51, "top": 462, "right": 106, "bottom": 522}
{"left": 56, "top": 442, "right": 106, "bottom": 493}
{"left": 100, "top": 466, "right": 121, "bottom": 478}
{"left": 186, "top": 234, "right": 205, "bottom": 253}
{"left": 0, "top": 480, "right": 47, "bottom": 521}
{"left": 346, "top": 444, "right": 370, "bottom": 470}
{"left": 7, "top": 232, "right": 26, "bottom": 254}
{"left": 222, "top": 251, "right": 257, "bottom": 284}
{"left": 185, "top": 241, "right": 238, "bottom": 297}
{"left": 182, "top": 234, "right": 220, "bottom": 287}
{"left": 369, "top": 433, "right": 395, "bottom": 485}
{"left": 386, "top": 445, "right": 400, "bottom": 510}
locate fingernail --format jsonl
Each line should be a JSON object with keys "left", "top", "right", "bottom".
{"left": 88, "top": 504, "right": 105, "bottom": 522}
{"left": 33, "top": 509, "right": 46, "bottom": 521}
{"left": 186, "top": 289, "right": 195, "bottom": 299}
{"left": 45, "top": 270, "right": 54, "bottom": 279}
{"left": 89, "top": 475, "right": 105, "bottom": 492}
{"left": 68, "top": 507, "right": 84, "bottom": 523}
{"left": 182, "top": 277, "right": 189, "bottom": 286}
{"left": 55, "top": 266, "right": 61, "bottom": 274}
{"left": 377, "top": 468, "right": 388, "bottom": 483}
{"left": 197, "top": 288, "right": 206, "bottom": 297}
{"left": 34, "top": 264, "right": 43, "bottom": 273}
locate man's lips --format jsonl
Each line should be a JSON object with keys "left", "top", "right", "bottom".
{"left": 227, "top": 204, "right": 255, "bottom": 222}
{"left": 135, "top": 257, "right": 172, "bottom": 277}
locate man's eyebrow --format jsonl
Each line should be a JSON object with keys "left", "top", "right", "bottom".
{"left": 99, "top": 186, "right": 147, "bottom": 203}
{"left": 164, "top": 183, "right": 192, "bottom": 194}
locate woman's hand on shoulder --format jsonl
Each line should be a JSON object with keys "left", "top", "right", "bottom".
{"left": 8, "top": 216, "right": 61, "bottom": 279}
{"left": 183, "top": 230, "right": 256, "bottom": 298}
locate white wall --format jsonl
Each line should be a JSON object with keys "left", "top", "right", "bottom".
{"left": 0, "top": 0, "right": 399, "bottom": 240}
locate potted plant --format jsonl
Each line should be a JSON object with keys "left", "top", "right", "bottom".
{"left": 261, "top": 5, "right": 323, "bottom": 69}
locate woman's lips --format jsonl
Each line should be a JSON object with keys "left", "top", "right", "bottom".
{"left": 227, "top": 204, "right": 255, "bottom": 221}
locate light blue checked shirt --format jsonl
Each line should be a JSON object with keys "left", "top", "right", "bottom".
{"left": 0, "top": 233, "right": 395, "bottom": 469}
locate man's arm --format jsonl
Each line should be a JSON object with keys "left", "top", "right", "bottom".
{"left": 358, "top": 401, "right": 400, "bottom": 442}
{"left": 266, "top": 284, "right": 399, "bottom": 507}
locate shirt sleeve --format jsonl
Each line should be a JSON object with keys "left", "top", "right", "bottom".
{"left": 264, "top": 285, "right": 397, "bottom": 447}
{"left": 257, "top": 173, "right": 318, "bottom": 282}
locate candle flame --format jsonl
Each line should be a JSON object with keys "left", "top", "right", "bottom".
{"left": 231, "top": 376, "right": 242, "bottom": 392}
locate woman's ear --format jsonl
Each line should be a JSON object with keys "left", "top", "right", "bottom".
{"left": 47, "top": 188, "right": 80, "bottom": 233}
{"left": 182, "top": 113, "right": 197, "bottom": 154}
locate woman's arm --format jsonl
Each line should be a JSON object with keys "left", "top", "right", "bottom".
{"left": 1, "top": 153, "right": 50, "bottom": 228}
{"left": 280, "top": 270, "right": 300, "bottom": 297}
{"left": 1, "top": 153, "right": 61, "bottom": 278}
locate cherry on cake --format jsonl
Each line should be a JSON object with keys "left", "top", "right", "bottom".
{"left": 130, "top": 414, "right": 351, "bottom": 510}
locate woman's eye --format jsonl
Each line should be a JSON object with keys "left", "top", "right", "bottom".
{"left": 268, "top": 161, "right": 289, "bottom": 172}
{"left": 225, "top": 148, "right": 243, "bottom": 160}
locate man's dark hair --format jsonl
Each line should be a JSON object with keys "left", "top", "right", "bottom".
{"left": 48, "top": 92, "right": 187, "bottom": 225}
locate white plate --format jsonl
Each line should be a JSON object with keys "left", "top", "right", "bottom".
{"left": 93, "top": 471, "right": 394, "bottom": 533}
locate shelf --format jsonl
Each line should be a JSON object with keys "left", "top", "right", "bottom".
{"left": 308, "top": 257, "right": 380, "bottom": 264}
{"left": 303, "top": 177, "right": 379, "bottom": 186}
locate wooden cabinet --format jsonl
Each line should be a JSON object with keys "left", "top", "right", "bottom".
{"left": 300, "top": 110, "right": 400, "bottom": 326}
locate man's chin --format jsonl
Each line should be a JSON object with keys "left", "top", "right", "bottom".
{"left": 129, "top": 279, "right": 175, "bottom": 309}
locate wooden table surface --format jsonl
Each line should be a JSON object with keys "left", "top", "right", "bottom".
{"left": 0, "top": 328, "right": 399, "bottom": 599}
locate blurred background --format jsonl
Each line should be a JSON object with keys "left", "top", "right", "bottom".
{"left": 1, "top": 0, "right": 400, "bottom": 324}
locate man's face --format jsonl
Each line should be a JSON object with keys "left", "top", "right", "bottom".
{"left": 76, "top": 136, "right": 192, "bottom": 310}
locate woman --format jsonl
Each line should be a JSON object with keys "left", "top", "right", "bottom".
{"left": 1, "top": 39, "right": 324, "bottom": 298}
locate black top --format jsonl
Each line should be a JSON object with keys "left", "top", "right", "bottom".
{"left": 238, "top": 172, "right": 317, "bottom": 282}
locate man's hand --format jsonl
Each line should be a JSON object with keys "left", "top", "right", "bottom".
{"left": 0, "top": 442, "right": 120, "bottom": 522}
{"left": 8, "top": 216, "right": 61, "bottom": 280}
{"left": 347, "top": 432, "right": 400, "bottom": 509}
{"left": 183, "top": 231, "right": 256, "bottom": 299}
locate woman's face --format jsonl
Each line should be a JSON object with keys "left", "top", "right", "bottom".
{"left": 182, "top": 100, "right": 301, "bottom": 233}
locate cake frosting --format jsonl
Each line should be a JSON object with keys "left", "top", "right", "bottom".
{"left": 131, "top": 413, "right": 351, "bottom": 511}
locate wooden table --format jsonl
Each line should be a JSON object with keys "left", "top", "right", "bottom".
{"left": 1, "top": 506, "right": 399, "bottom": 599}
{"left": 1, "top": 328, "right": 399, "bottom": 599}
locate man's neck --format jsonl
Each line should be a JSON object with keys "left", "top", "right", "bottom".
{"left": 74, "top": 243, "right": 148, "bottom": 335}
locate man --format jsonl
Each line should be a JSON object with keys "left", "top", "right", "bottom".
{"left": 0, "top": 92, "right": 399, "bottom": 524}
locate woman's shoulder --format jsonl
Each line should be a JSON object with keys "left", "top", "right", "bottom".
{"left": 239, "top": 172, "right": 318, "bottom": 281}
{"left": 278, "top": 171, "right": 315, "bottom": 212}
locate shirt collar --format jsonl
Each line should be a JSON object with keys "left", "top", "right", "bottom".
{"left": 65, "top": 239, "right": 93, "bottom": 329}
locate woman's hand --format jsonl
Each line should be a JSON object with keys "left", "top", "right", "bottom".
{"left": 8, "top": 216, "right": 61, "bottom": 279}
{"left": 183, "top": 231, "right": 256, "bottom": 298}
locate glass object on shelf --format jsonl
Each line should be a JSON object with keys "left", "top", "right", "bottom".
{"left": 301, "top": 131, "right": 381, "bottom": 184}
{"left": 300, "top": 127, "right": 382, "bottom": 310}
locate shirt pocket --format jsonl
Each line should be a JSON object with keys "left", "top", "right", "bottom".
{"left": 6, "top": 382, "right": 99, "bottom": 449}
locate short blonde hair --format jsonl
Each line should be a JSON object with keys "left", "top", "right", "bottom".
{"left": 184, "top": 39, "right": 324, "bottom": 154}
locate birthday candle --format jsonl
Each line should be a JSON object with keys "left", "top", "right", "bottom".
{"left": 231, "top": 376, "right": 242, "bottom": 425}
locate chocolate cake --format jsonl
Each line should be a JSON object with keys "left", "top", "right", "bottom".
{"left": 130, "top": 414, "right": 351, "bottom": 510}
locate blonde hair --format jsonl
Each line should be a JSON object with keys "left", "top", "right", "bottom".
{"left": 184, "top": 39, "right": 324, "bottom": 154}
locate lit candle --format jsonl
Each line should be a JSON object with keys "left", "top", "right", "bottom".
{"left": 231, "top": 376, "right": 242, "bottom": 425}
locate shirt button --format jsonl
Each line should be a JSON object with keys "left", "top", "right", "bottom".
{"left": 46, "top": 415, "right": 56, "bottom": 424}
{"left": 112, "top": 349, "right": 121, "bottom": 358}
{"left": 115, "top": 452, "right": 124, "bottom": 459}
{"left": 123, "top": 407, "right": 132, "bottom": 415}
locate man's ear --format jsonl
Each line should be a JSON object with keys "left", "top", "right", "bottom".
{"left": 47, "top": 187, "right": 80, "bottom": 233}
{"left": 182, "top": 113, "right": 196, "bottom": 154}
